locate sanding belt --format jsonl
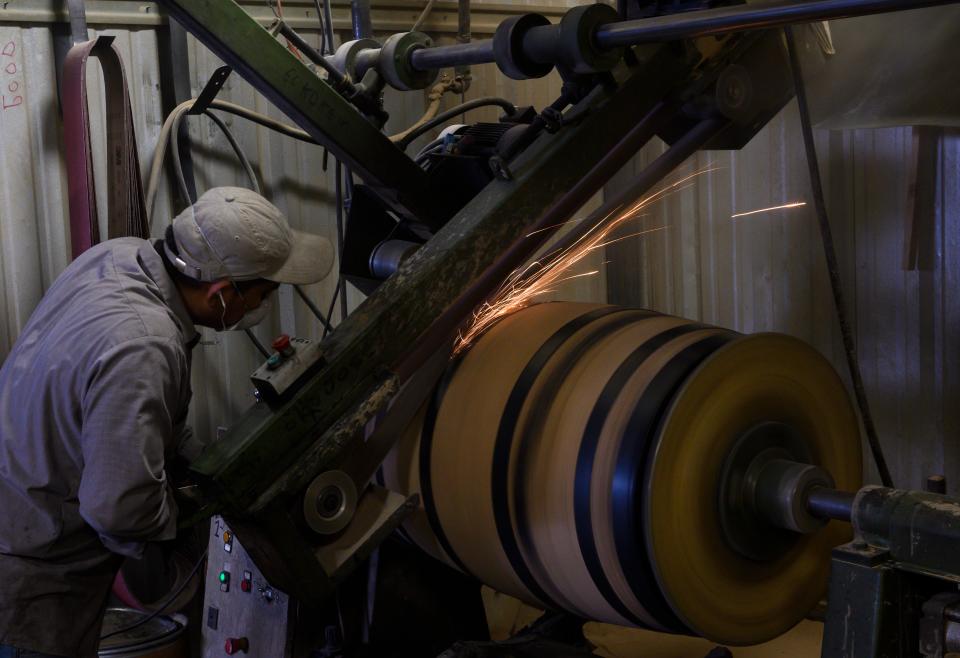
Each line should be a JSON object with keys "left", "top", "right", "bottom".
{"left": 62, "top": 34, "right": 149, "bottom": 259}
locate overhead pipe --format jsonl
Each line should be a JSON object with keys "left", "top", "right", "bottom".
{"left": 407, "top": 0, "right": 958, "bottom": 74}
{"left": 351, "top": 0, "right": 374, "bottom": 39}
{"left": 410, "top": 41, "right": 494, "bottom": 71}
{"left": 455, "top": 0, "right": 472, "bottom": 91}
{"left": 594, "top": 0, "right": 955, "bottom": 47}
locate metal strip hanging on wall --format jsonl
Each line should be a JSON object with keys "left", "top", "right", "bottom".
{"left": 62, "top": 35, "right": 148, "bottom": 259}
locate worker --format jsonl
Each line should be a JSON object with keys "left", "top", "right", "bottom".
{"left": 0, "top": 187, "right": 333, "bottom": 657}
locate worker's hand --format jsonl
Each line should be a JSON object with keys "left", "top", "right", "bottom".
{"left": 113, "top": 528, "right": 206, "bottom": 612}
{"left": 165, "top": 452, "right": 193, "bottom": 488}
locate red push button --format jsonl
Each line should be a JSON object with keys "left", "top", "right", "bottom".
{"left": 225, "top": 637, "right": 249, "bottom": 654}
{"left": 272, "top": 334, "right": 294, "bottom": 357}
{"left": 240, "top": 579, "right": 252, "bottom": 592}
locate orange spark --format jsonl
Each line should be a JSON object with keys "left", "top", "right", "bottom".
{"left": 731, "top": 201, "right": 807, "bottom": 219}
{"left": 525, "top": 219, "right": 585, "bottom": 238}
{"left": 591, "top": 225, "right": 668, "bottom": 249}
{"left": 454, "top": 165, "right": 718, "bottom": 354}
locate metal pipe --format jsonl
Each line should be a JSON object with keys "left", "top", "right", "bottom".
{"left": 754, "top": 460, "right": 834, "bottom": 534}
{"left": 594, "top": 0, "right": 956, "bottom": 48}
{"left": 521, "top": 24, "right": 559, "bottom": 65}
{"left": 407, "top": 0, "right": 956, "bottom": 75}
{"left": 350, "top": 0, "right": 373, "bottom": 39}
{"left": 410, "top": 40, "right": 496, "bottom": 71}
{"left": 354, "top": 48, "right": 381, "bottom": 78}
{"left": 806, "top": 487, "right": 855, "bottom": 522}
{"left": 456, "top": 0, "right": 472, "bottom": 89}
{"left": 322, "top": 0, "right": 335, "bottom": 55}
{"left": 457, "top": 0, "right": 471, "bottom": 48}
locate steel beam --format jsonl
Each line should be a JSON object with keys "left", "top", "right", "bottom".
{"left": 157, "top": 0, "right": 438, "bottom": 223}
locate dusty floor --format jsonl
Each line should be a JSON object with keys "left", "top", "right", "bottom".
{"left": 585, "top": 620, "right": 823, "bottom": 658}
{"left": 483, "top": 588, "right": 824, "bottom": 657}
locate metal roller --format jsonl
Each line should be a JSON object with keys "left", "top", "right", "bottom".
{"left": 381, "top": 302, "right": 862, "bottom": 645}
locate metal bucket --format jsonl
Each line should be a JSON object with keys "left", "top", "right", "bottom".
{"left": 98, "top": 607, "right": 187, "bottom": 658}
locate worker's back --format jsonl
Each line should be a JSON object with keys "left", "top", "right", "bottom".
{"left": 0, "top": 238, "right": 194, "bottom": 657}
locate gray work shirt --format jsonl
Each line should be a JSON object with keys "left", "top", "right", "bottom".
{"left": 0, "top": 238, "right": 199, "bottom": 657}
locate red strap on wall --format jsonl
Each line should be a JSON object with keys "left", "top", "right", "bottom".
{"left": 62, "top": 36, "right": 148, "bottom": 260}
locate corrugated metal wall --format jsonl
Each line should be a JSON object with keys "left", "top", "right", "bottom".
{"left": 605, "top": 103, "right": 960, "bottom": 492}
{"left": 0, "top": 25, "right": 71, "bottom": 348}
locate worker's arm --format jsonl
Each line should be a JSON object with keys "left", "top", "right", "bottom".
{"left": 77, "top": 335, "right": 188, "bottom": 558}
{"left": 174, "top": 423, "right": 207, "bottom": 462}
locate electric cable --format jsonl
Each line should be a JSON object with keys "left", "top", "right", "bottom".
{"left": 388, "top": 78, "right": 462, "bottom": 144}
{"left": 205, "top": 100, "right": 314, "bottom": 142}
{"left": 295, "top": 284, "right": 335, "bottom": 332}
{"left": 323, "top": 278, "right": 340, "bottom": 338}
{"left": 415, "top": 136, "right": 446, "bottom": 159}
{"left": 99, "top": 548, "right": 208, "bottom": 641}
{"left": 204, "top": 113, "right": 256, "bottom": 187}
{"left": 396, "top": 97, "right": 516, "bottom": 150}
{"left": 312, "top": 0, "right": 327, "bottom": 57}
{"left": 415, "top": 148, "right": 445, "bottom": 167}
{"left": 321, "top": 0, "right": 335, "bottom": 56}
{"left": 362, "top": 547, "right": 379, "bottom": 644}
{"left": 785, "top": 26, "right": 893, "bottom": 488}
{"left": 146, "top": 99, "right": 317, "bottom": 227}
{"left": 341, "top": 167, "right": 354, "bottom": 322}
{"left": 243, "top": 327, "right": 272, "bottom": 359}
{"left": 344, "top": 166, "right": 355, "bottom": 203}
{"left": 414, "top": 135, "right": 455, "bottom": 168}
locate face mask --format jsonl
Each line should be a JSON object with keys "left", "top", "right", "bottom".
{"left": 217, "top": 289, "right": 273, "bottom": 331}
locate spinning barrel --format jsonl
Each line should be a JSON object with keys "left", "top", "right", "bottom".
{"left": 381, "top": 302, "right": 862, "bottom": 645}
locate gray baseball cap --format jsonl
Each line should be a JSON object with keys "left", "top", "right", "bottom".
{"left": 165, "top": 187, "right": 334, "bottom": 284}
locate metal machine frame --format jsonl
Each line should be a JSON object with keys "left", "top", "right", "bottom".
{"left": 154, "top": 0, "right": 960, "bottom": 655}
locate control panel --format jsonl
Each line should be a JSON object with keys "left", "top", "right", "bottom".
{"left": 250, "top": 334, "right": 323, "bottom": 401}
{"left": 202, "top": 516, "right": 292, "bottom": 657}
